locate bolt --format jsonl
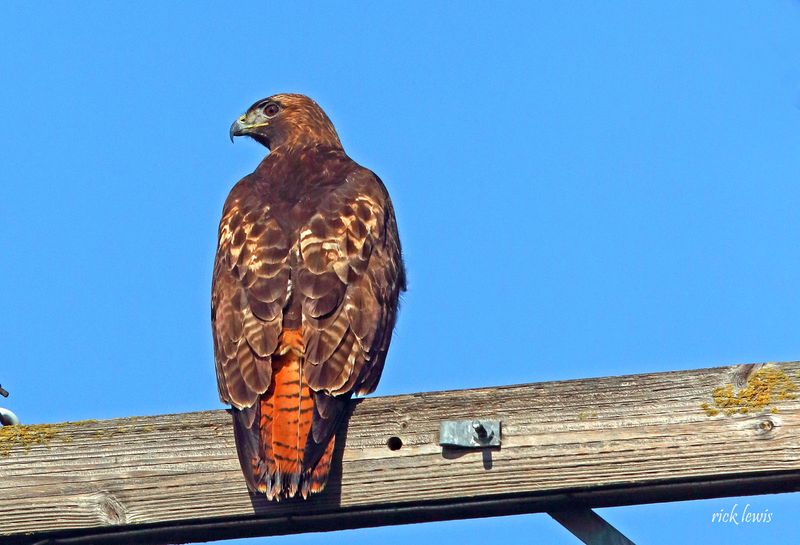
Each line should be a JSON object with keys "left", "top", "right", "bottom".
{"left": 472, "top": 420, "right": 495, "bottom": 443}
{"left": 759, "top": 419, "right": 774, "bottom": 432}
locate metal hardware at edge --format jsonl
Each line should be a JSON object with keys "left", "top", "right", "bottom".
{"left": 0, "top": 408, "right": 19, "bottom": 426}
{"left": 439, "top": 419, "right": 501, "bottom": 448}
{"left": 0, "top": 383, "right": 19, "bottom": 426}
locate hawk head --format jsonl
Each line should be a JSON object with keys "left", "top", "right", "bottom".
{"left": 229, "top": 93, "right": 342, "bottom": 150}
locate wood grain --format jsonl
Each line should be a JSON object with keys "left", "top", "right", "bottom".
{"left": 1, "top": 362, "right": 799, "bottom": 544}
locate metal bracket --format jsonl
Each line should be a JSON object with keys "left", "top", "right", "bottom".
{"left": 439, "top": 419, "right": 501, "bottom": 448}
{"left": 549, "top": 508, "right": 637, "bottom": 545}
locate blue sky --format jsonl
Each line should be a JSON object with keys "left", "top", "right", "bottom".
{"left": 1, "top": 2, "right": 799, "bottom": 543}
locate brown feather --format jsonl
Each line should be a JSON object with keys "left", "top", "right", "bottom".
{"left": 213, "top": 94, "right": 405, "bottom": 500}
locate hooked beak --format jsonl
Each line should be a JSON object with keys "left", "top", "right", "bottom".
{"left": 229, "top": 116, "right": 248, "bottom": 143}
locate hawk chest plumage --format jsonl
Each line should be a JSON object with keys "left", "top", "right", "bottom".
{"left": 212, "top": 143, "right": 405, "bottom": 499}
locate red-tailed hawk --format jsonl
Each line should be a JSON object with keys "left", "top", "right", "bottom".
{"left": 213, "top": 94, "right": 405, "bottom": 500}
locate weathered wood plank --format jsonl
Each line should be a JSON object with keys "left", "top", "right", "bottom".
{"left": 1, "top": 362, "right": 799, "bottom": 544}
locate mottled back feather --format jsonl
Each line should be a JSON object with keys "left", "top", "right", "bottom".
{"left": 212, "top": 137, "right": 405, "bottom": 499}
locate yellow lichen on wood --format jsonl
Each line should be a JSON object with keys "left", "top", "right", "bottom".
{"left": 701, "top": 367, "right": 798, "bottom": 417}
{"left": 0, "top": 423, "right": 68, "bottom": 456}
{"left": 700, "top": 402, "right": 720, "bottom": 417}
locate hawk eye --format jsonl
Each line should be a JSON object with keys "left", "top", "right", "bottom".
{"left": 263, "top": 103, "right": 280, "bottom": 117}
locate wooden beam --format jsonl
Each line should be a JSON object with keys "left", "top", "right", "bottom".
{"left": 1, "top": 361, "right": 799, "bottom": 545}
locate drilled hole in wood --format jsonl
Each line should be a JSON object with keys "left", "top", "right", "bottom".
{"left": 386, "top": 436, "right": 403, "bottom": 451}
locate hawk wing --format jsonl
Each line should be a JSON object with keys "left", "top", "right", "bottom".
{"left": 212, "top": 178, "right": 289, "bottom": 409}
{"left": 298, "top": 169, "right": 405, "bottom": 397}
{"left": 296, "top": 169, "right": 405, "bottom": 463}
{"left": 212, "top": 167, "right": 404, "bottom": 490}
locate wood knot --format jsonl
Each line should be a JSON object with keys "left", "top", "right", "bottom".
{"left": 732, "top": 363, "right": 758, "bottom": 389}
{"left": 86, "top": 492, "right": 127, "bottom": 525}
{"left": 755, "top": 417, "right": 777, "bottom": 439}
